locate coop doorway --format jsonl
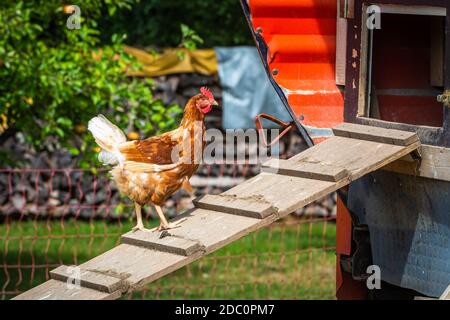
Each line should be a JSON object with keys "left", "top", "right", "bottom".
{"left": 358, "top": 4, "right": 447, "bottom": 128}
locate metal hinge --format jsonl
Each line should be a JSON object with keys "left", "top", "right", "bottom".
{"left": 437, "top": 89, "right": 450, "bottom": 106}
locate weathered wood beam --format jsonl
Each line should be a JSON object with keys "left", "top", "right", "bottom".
{"left": 193, "top": 194, "right": 277, "bottom": 219}
{"left": 261, "top": 159, "right": 349, "bottom": 182}
{"left": 333, "top": 122, "right": 419, "bottom": 146}
{"left": 383, "top": 144, "right": 450, "bottom": 182}
{"left": 50, "top": 265, "right": 128, "bottom": 293}
{"left": 12, "top": 279, "right": 119, "bottom": 300}
{"left": 121, "top": 229, "right": 205, "bottom": 256}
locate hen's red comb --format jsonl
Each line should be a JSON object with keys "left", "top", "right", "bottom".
{"left": 200, "top": 87, "right": 214, "bottom": 100}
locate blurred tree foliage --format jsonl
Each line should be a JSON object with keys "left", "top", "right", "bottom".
{"left": 98, "top": 0, "right": 253, "bottom": 47}
{"left": 0, "top": 1, "right": 184, "bottom": 168}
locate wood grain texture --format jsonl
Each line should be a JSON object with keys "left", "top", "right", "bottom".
{"left": 440, "top": 284, "right": 450, "bottom": 300}
{"left": 79, "top": 244, "right": 193, "bottom": 287}
{"left": 193, "top": 194, "right": 277, "bottom": 219}
{"left": 49, "top": 265, "right": 127, "bottom": 293}
{"left": 417, "top": 145, "right": 450, "bottom": 181}
{"left": 336, "top": 1, "right": 347, "bottom": 85}
{"left": 430, "top": 16, "right": 444, "bottom": 87}
{"left": 333, "top": 122, "right": 419, "bottom": 146}
{"left": 121, "top": 229, "right": 204, "bottom": 256}
{"left": 261, "top": 158, "right": 349, "bottom": 182}
{"left": 167, "top": 208, "right": 271, "bottom": 254}
{"left": 383, "top": 144, "right": 450, "bottom": 182}
{"left": 290, "top": 136, "right": 420, "bottom": 181}
{"left": 12, "top": 279, "right": 118, "bottom": 300}
{"left": 222, "top": 172, "right": 337, "bottom": 217}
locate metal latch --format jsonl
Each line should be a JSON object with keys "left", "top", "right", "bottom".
{"left": 437, "top": 89, "right": 450, "bottom": 106}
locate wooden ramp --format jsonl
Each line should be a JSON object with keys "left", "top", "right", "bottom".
{"left": 13, "top": 123, "right": 420, "bottom": 300}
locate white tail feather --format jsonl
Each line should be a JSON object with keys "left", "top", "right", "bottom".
{"left": 88, "top": 115, "right": 126, "bottom": 165}
{"left": 98, "top": 150, "right": 119, "bottom": 165}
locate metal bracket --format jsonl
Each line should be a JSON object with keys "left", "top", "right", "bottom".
{"left": 340, "top": 225, "right": 373, "bottom": 281}
{"left": 437, "top": 89, "right": 450, "bottom": 106}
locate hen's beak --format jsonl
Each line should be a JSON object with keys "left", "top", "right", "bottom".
{"left": 211, "top": 100, "right": 219, "bottom": 106}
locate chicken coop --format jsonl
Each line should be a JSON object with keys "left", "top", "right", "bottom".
{"left": 244, "top": 0, "right": 450, "bottom": 299}
{"left": 334, "top": 0, "right": 450, "bottom": 299}
{"left": 3, "top": 0, "right": 450, "bottom": 301}
{"left": 243, "top": 0, "right": 450, "bottom": 299}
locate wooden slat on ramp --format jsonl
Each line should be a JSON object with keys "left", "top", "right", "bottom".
{"left": 12, "top": 279, "right": 119, "bottom": 300}
{"left": 50, "top": 265, "right": 128, "bottom": 293}
{"left": 261, "top": 159, "right": 349, "bottom": 182}
{"left": 13, "top": 123, "right": 420, "bottom": 300}
{"left": 122, "top": 229, "right": 205, "bottom": 256}
{"left": 332, "top": 122, "right": 419, "bottom": 146}
{"left": 197, "top": 137, "right": 420, "bottom": 217}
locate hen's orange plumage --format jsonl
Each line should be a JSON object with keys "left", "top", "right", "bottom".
{"left": 88, "top": 88, "right": 218, "bottom": 231}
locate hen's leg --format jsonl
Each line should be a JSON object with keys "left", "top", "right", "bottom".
{"left": 153, "top": 205, "right": 187, "bottom": 231}
{"left": 132, "top": 203, "right": 144, "bottom": 231}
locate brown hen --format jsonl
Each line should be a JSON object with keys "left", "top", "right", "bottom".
{"left": 88, "top": 87, "right": 218, "bottom": 231}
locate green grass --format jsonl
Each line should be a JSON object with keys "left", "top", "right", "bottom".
{"left": 0, "top": 217, "right": 336, "bottom": 300}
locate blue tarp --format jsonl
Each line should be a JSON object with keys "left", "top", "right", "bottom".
{"left": 214, "top": 46, "right": 291, "bottom": 129}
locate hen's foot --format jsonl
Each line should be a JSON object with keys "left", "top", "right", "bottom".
{"left": 154, "top": 218, "right": 187, "bottom": 232}
{"left": 132, "top": 223, "right": 145, "bottom": 232}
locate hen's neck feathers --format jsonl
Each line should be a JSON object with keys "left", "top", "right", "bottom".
{"left": 180, "top": 95, "right": 205, "bottom": 129}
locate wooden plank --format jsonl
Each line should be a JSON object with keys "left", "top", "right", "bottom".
{"left": 12, "top": 279, "right": 118, "bottom": 300}
{"left": 50, "top": 265, "right": 127, "bottom": 293}
{"left": 430, "top": 16, "right": 444, "bottom": 87}
{"left": 339, "top": 0, "right": 355, "bottom": 18}
{"left": 358, "top": 5, "right": 370, "bottom": 117}
{"left": 376, "top": 88, "right": 440, "bottom": 96}
{"left": 167, "top": 209, "right": 270, "bottom": 254}
{"left": 78, "top": 211, "right": 269, "bottom": 287}
{"left": 379, "top": 4, "right": 446, "bottom": 16}
{"left": 121, "top": 229, "right": 204, "bottom": 256}
{"left": 222, "top": 173, "right": 337, "bottom": 217}
{"left": 440, "top": 284, "right": 450, "bottom": 300}
{"left": 383, "top": 144, "right": 450, "bottom": 182}
{"left": 80, "top": 209, "right": 271, "bottom": 284}
{"left": 415, "top": 296, "right": 438, "bottom": 300}
{"left": 357, "top": 117, "right": 442, "bottom": 146}
{"left": 290, "top": 136, "right": 420, "bottom": 182}
{"left": 199, "top": 137, "right": 420, "bottom": 219}
{"left": 332, "top": 123, "right": 419, "bottom": 146}
{"left": 79, "top": 244, "right": 193, "bottom": 286}
{"left": 261, "top": 158, "right": 349, "bottom": 182}
{"left": 336, "top": 1, "right": 347, "bottom": 85}
{"left": 193, "top": 194, "right": 277, "bottom": 219}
